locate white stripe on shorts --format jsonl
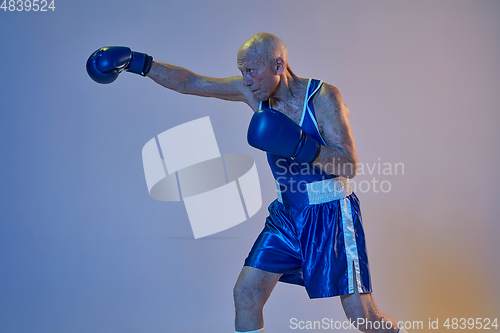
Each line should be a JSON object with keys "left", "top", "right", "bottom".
{"left": 340, "top": 197, "right": 362, "bottom": 294}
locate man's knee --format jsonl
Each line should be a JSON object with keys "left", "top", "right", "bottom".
{"left": 233, "top": 281, "right": 260, "bottom": 312}
{"left": 233, "top": 267, "right": 281, "bottom": 312}
{"left": 341, "top": 293, "right": 383, "bottom": 332}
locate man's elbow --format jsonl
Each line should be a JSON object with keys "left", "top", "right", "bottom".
{"left": 345, "top": 169, "right": 357, "bottom": 179}
{"left": 340, "top": 158, "right": 358, "bottom": 179}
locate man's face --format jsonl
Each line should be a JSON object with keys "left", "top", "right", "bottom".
{"left": 237, "top": 49, "right": 279, "bottom": 101}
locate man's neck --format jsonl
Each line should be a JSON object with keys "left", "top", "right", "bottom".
{"left": 271, "top": 68, "right": 306, "bottom": 104}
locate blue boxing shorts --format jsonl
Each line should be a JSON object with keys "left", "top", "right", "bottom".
{"left": 244, "top": 177, "right": 372, "bottom": 299}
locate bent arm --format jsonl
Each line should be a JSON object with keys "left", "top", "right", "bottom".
{"left": 147, "top": 61, "right": 248, "bottom": 103}
{"left": 312, "top": 84, "right": 358, "bottom": 178}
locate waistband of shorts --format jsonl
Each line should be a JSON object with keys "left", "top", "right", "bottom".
{"left": 275, "top": 177, "right": 353, "bottom": 206}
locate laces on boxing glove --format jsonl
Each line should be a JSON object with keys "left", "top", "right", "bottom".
{"left": 292, "top": 133, "right": 321, "bottom": 164}
{"left": 291, "top": 132, "right": 307, "bottom": 160}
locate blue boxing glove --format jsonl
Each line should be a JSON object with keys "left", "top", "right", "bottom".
{"left": 86, "top": 46, "right": 153, "bottom": 84}
{"left": 247, "top": 108, "right": 321, "bottom": 163}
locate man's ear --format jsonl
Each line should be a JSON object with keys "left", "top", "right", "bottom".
{"left": 274, "top": 57, "right": 285, "bottom": 75}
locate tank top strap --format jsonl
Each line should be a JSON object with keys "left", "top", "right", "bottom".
{"left": 299, "top": 79, "right": 327, "bottom": 146}
{"left": 259, "top": 100, "right": 271, "bottom": 110}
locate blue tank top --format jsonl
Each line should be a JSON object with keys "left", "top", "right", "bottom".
{"left": 259, "top": 79, "right": 338, "bottom": 185}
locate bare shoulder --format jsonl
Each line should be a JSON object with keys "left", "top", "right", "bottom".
{"left": 314, "top": 82, "right": 349, "bottom": 119}
{"left": 311, "top": 82, "right": 356, "bottom": 150}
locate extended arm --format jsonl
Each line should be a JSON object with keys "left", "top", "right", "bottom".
{"left": 86, "top": 46, "right": 252, "bottom": 104}
{"left": 147, "top": 61, "right": 247, "bottom": 102}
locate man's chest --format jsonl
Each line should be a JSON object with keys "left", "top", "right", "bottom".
{"left": 276, "top": 99, "right": 329, "bottom": 143}
{"left": 271, "top": 98, "right": 306, "bottom": 125}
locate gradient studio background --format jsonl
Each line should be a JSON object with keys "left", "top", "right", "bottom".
{"left": 1, "top": 1, "right": 499, "bottom": 332}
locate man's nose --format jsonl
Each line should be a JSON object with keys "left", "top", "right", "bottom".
{"left": 243, "top": 74, "right": 252, "bottom": 86}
